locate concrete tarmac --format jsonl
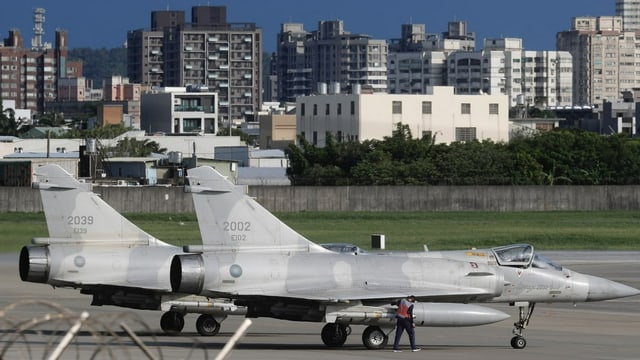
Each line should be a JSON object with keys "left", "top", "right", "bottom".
{"left": 1, "top": 251, "right": 638, "bottom": 360}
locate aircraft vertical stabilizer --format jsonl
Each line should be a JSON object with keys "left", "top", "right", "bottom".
{"left": 186, "top": 166, "right": 328, "bottom": 253}
{"left": 33, "top": 164, "right": 166, "bottom": 245}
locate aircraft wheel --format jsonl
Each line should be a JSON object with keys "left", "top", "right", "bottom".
{"left": 510, "top": 336, "right": 526, "bottom": 349}
{"left": 362, "top": 326, "right": 388, "bottom": 350}
{"left": 160, "top": 311, "right": 185, "bottom": 333}
{"left": 196, "top": 314, "right": 221, "bottom": 336}
{"left": 321, "top": 323, "right": 348, "bottom": 347}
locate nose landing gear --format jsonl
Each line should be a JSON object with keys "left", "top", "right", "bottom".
{"left": 511, "top": 302, "right": 535, "bottom": 349}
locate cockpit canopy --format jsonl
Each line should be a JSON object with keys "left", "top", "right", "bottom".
{"left": 491, "top": 244, "right": 562, "bottom": 271}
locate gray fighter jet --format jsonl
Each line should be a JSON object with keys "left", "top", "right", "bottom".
{"left": 172, "top": 166, "right": 640, "bottom": 349}
{"left": 19, "top": 164, "right": 245, "bottom": 336}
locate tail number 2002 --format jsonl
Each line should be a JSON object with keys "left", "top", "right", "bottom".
{"left": 223, "top": 221, "right": 251, "bottom": 232}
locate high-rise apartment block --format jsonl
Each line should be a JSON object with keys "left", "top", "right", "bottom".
{"left": 127, "top": 6, "right": 262, "bottom": 124}
{"left": 448, "top": 38, "right": 572, "bottom": 107}
{"left": 387, "top": 23, "right": 571, "bottom": 108}
{"left": 387, "top": 22, "right": 475, "bottom": 94}
{"left": 616, "top": 0, "right": 640, "bottom": 31}
{"left": 276, "top": 20, "right": 387, "bottom": 102}
{"left": 557, "top": 16, "right": 640, "bottom": 106}
{"left": 0, "top": 8, "right": 81, "bottom": 115}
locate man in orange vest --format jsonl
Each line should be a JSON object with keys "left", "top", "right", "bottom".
{"left": 392, "top": 295, "right": 421, "bottom": 352}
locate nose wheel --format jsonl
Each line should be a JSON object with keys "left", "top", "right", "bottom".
{"left": 511, "top": 302, "right": 535, "bottom": 349}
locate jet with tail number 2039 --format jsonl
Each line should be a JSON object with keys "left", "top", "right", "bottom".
{"left": 19, "top": 164, "right": 245, "bottom": 336}
{"left": 170, "top": 166, "right": 640, "bottom": 350}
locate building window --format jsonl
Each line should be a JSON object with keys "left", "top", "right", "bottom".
{"left": 337, "top": 131, "right": 343, "bottom": 142}
{"left": 313, "top": 131, "right": 318, "bottom": 145}
{"left": 350, "top": 101, "right": 355, "bottom": 115}
{"left": 313, "top": 104, "right": 317, "bottom": 116}
{"left": 489, "top": 103, "right": 499, "bottom": 114}
{"left": 455, "top": 127, "right": 476, "bottom": 142}
{"left": 337, "top": 103, "right": 342, "bottom": 115}
{"left": 461, "top": 103, "right": 471, "bottom": 114}
{"left": 392, "top": 101, "right": 402, "bottom": 114}
{"left": 183, "top": 118, "right": 202, "bottom": 132}
{"left": 422, "top": 101, "right": 432, "bottom": 114}
{"left": 301, "top": 103, "right": 305, "bottom": 116}
{"left": 325, "top": 104, "right": 330, "bottom": 115}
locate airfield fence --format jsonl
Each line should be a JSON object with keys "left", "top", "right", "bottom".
{"left": 0, "top": 300, "right": 216, "bottom": 359}
{"left": 2, "top": 185, "right": 640, "bottom": 213}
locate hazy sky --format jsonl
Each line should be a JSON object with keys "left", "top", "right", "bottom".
{"left": 1, "top": 1, "right": 614, "bottom": 52}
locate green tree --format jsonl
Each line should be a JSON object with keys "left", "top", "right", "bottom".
{"left": 112, "top": 137, "right": 167, "bottom": 157}
{"left": 0, "top": 103, "right": 18, "bottom": 136}
{"left": 37, "top": 112, "right": 65, "bottom": 127}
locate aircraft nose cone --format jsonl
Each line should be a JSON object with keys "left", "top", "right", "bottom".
{"left": 585, "top": 275, "right": 640, "bottom": 301}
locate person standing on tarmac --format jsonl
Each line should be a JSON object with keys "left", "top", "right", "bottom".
{"left": 392, "top": 295, "right": 421, "bottom": 352}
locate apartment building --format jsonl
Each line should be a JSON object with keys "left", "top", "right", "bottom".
{"left": 0, "top": 28, "right": 82, "bottom": 115}
{"left": 297, "top": 86, "right": 508, "bottom": 146}
{"left": 387, "top": 22, "right": 476, "bottom": 94}
{"left": 448, "top": 38, "right": 573, "bottom": 107}
{"left": 557, "top": 16, "right": 640, "bottom": 106}
{"left": 616, "top": 0, "right": 640, "bottom": 31}
{"left": 127, "top": 6, "right": 262, "bottom": 125}
{"left": 276, "top": 20, "right": 387, "bottom": 102}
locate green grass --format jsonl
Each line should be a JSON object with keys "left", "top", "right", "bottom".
{"left": 3, "top": 211, "right": 640, "bottom": 253}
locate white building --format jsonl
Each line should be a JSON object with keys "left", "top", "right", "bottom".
{"left": 297, "top": 86, "right": 508, "bottom": 146}
{"left": 448, "top": 38, "right": 573, "bottom": 108}
{"left": 616, "top": 0, "right": 640, "bottom": 31}
{"left": 141, "top": 87, "right": 218, "bottom": 134}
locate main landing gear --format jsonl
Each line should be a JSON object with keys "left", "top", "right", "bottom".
{"left": 321, "top": 323, "right": 388, "bottom": 349}
{"left": 160, "top": 311, "right": 223, "bottom": 336}
{"left": 511, "top": 302, "right": 535, "bottom": 349}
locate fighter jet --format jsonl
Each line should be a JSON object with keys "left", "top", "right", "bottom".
{"left": 171, "top": 166, "right": 640, "bottom": 350}
{"left": 19, "top": 164, "right": 245, "bottom": 336}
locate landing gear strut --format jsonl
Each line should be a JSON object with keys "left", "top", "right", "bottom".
{"left": 511, "top": 302, "right": 535, "bottom": 349}
{"left": 321, "top": 323, "right": 348, "bottom": 347}
{"left": 160, "top": 311, "right": 185, "bottom": 333}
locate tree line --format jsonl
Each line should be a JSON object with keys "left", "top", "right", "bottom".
{"left": 285, "top": 124, "right": 640, "bottom": 185}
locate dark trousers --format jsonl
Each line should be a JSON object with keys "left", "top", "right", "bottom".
{"left": 392, "top": 316, "right": 416, "bottom": 350}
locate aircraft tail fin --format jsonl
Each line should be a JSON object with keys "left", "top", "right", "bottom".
{"left": 33, "top": 164, "right": 166, "bottom": 246}
{"left": 186, "top": 166, "right": 328, "bottom": 253}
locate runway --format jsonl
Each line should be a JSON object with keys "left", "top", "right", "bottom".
{"left": 1, "top": 251, "right": 639, "bottom": 360}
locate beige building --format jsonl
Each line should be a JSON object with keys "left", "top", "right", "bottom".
{"left": 297, "top": 86, "right": 509, "bottom": 146}
{"left": 259, "top": 113, "right": 296, "bottom": 150}
{"left": 557, "top": 16, "right": 640, "bottom": 106}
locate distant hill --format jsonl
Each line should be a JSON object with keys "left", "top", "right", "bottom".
{"left": 69, "top": 48, "right": 127, "bottom": 88}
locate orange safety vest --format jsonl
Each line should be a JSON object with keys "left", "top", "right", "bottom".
{"left": 396, "top": 298, "right": 413, "bottom": 319}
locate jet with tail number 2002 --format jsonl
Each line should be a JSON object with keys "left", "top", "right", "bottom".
{"left": 170, "top": 166, "right": 640, "bottom": 350}
{"left": 19, "top": 164, "right": 245, "bottom": 336}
